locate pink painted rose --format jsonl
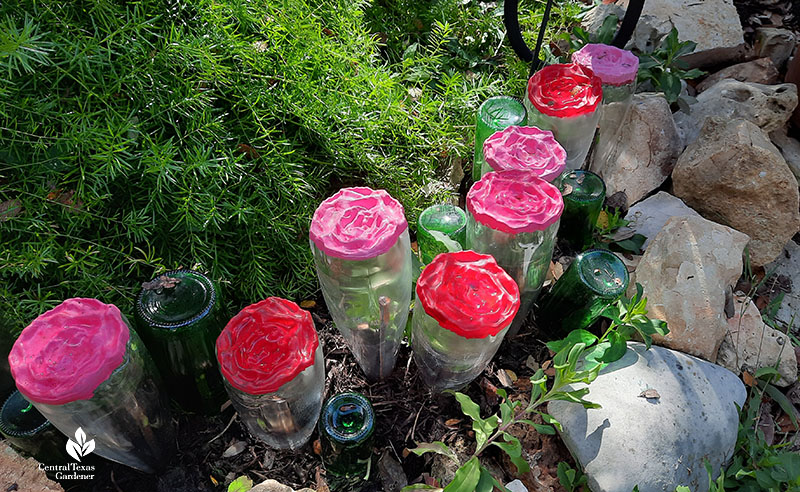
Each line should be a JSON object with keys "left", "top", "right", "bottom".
{"left": 417, "top": 251, "right": 520, "bottom": 338}
{"left": 483, "top": 126, "right": 567, "bottom": 181}
{"left": 9, "top": 298, "right": 131, "bottom": 405}
{"left": 216, "top": 297, "right": 319, "bottom": 395}
{"left": 467, "top": 170, "right": 564, "bottom": 234}
{"left": 571, "top": 44, "right": 639, "bottom": 86}
{"left": 310, "top": 187, "right": 408, "bottom": 260}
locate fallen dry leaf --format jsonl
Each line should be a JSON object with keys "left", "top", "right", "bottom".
{"left": 776, "top": 412, "right": 799, "bottom": 433}
{"left": 300, "top": 300, "right": 316, "bottom": 309}
{"left": 444, "top": 418, "right": 462, "bottom": 429}
{"left": 497, "top": 368, "right": 515, "bottom": 387}
{"left": 525, "top": 355, "right": 540, "bottom": 371}
{"left": 313, "top": 439, "right": 322, "bottom": 456}
{"left": 639, "top": 389, "right": 661, "bottom": 400}
{"left": 222, "top": 440, "right": 247, "bottom": 458}
{"left": 743, "top": 371, "right": 757, "bottom": 387}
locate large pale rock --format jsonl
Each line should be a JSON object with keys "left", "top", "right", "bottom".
{"left": 672, "top": 117, "right": 800, "bottom": 266}
{"left": 582, "top": 0, "right": 744, "bottom": 62}
{"left": 589, "top": 94, "right": 681, "bottom": 207}
{"left": 673, "top": 80, "right": 798, "bottom": 147}
{"left": 766, "top": 240, "right": 800, "bottom": 333}
{"left": 250, "top": 480, "right": 315, "bottom": 492}
{"left": 0, "top": 442, "right": 64, "bottom": 491}
{"left": 696, "top": 58, "right": 779, "bottom": 93}
{"left": 755, "top": 28, "right": 797, "bottom": 69}
{"left": 717, "top": 295, "right": 798, "bottom": 387}
{"left": 770, "top": 128, "right": 800, "bottom": 185}
{"left": 634, "top": 215, "right": 749, "bottom": 361}
{"left": 549, "top": 343, "right": 746, "bottom": 492}
{"left": 618, "top": 192, "right": 701, "bottom": 250}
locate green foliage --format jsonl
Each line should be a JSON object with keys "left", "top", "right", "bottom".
{"left": 637, "top": 28, "right": 706, "bottom": 105}
{"left": 404, "top": 287, "right": 667, "bottom": 491}
{"left": 1, "top": 0, "right": 555, "bottom": 331}
{"left": 227, "top": 475, "right": 254, "bottom": 492}
{"left": 591, "top": 207, "right": 646, "bottom": 254}
{"left": 557, "top": 14, "right": 618, "bottom": 59}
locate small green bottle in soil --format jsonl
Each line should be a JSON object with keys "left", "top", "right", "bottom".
{"left": 0, "top": 390, "right": 66, "bottom": 465}
{"left": 473, "top": 96, "right": 527, "bottom": 181}
{"left": 536, "top": 249, "right": 629, "bottom": 338}
{"left": 319, "top": 392, "right": 375, "bottom": 478}
{"left": 556, "top": 170, "right": 605, "bottom": 251}
{"left": 417, "top": 204, "right": 467, "bottom": 264}
{"left": 135, "top": 269, "right": 227, "bottom": 414}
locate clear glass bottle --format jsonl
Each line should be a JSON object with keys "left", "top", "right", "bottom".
{"left": 536, "top": 249, "right": 629, "bottom": 337}
{"left": 216, "top": 297, "right": 325, "bottom": 451}
{"left": 412, "top": 251, "right": 520, "bottom": 391}
{"left": 135, "top": 269, "right": 227, "bottom": 414}
{"left": 481, "top": 125, "right": 566, "bottom": 181}
{"left": 310, "top": 187, "right": 412, "bottom": 381}
{"left": 556, "top": 170, "right": 606, "bottom": 251}
{"left": 417, "top": 204, "right": 467, "bottom": 264}
{"left": 466, "top": 171, "right": 564, "bottom": 337}
{"left": 571, "top": 44, "right": 639, "bottom": 174}
{"left": 524, "top": 63, "right": 603, "bottom": 170}
{"left": 319, "top": 392, "right": 375, "bottom": 478}
{"left": 0, "top": 390, "right": 66, "bottom": 465}
{"left": 473, "top": 96, "right": 527, "bottom": 181}
{"left": 8, "top": 298, "right": 175, "bottom": 473}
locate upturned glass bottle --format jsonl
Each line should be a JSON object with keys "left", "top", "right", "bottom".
{"left": 571, "top": 44, "right": 639, "bottom": 174}
{"left": 524, "top": 63, "right": 603, "bottom": 170}
{"left": 135, "top": 269, "right": 227, "bottom": 414}
{"left": 0, "top": 390, "right": 66, "bottom": 465}
{"left": 416, "top": 204, "right": 467, "bottom": 264}
{"left": 556, "top": 170, "right": 606, "bottom": 251}
{"left": 9, "top": 298, "right": 175, "bottom": 473}
{"left": 412, "top": 251, "right": 520, "bottom": 391}
{"left": 216, "top": 297, "right": 325, "bottom": 451}
{"left": 481, "top": 125, "right": 566, "bottom": 181}
{"left": 466, "top": 170, "right": 564, "bottom": 337}
{"left": 310, "top": 187, "right": 412, "bottom": 381}
{"left": 319, "top": 392, "right": 375, "bottom": 478}
{"left": 473, "top": 96, "right": 527, "bottom": 181}
{"left": 536, "top": 249, "right": 629, "bottom": 337}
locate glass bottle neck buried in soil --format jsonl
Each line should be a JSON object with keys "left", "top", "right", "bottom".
{"left": 416, "top": 204, "right": 467, "bottom": 264}
{"left": 319, "top": 392, "right": 375, "bottom": 478}
{"left": 473, "top": 96, "right": 527, "bottom": 181}
{"left": 0, "top": 390, "right": 50, "bottom": 438}
{"left": 536, "top": 249, "right": 629, "bottom": 338}
{"left": 556, "top": 170, "right": 606, "bottom": 251}
{"left": 135, "top": 269, "right": 227, "bottom": 414}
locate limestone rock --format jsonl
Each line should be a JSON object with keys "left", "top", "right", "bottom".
{"left": 673, "top": 80, "right": 798, "bottom": 147}
{"left": 250, "top": 480, "right": 315, "bottom": 492}
{"left": 717, "top": 295, "right": 798, "bottom": 387}
{"left": 696, "top": 58, "right": 779, "bottom": 93}
{"left": 766, "top": 240, "right": 800, "bottom": 333}
{"left": 589, "top": 93, "right": 681, "bottom": 207}
{"left": 0, "top": 442, "right": 64, "bottom": 492}
{"left": 549, "top": 343, "right": 746, "bottom": 492}
{"left": 672, "top": 117, "right": 800, "bottom": 266}
{"left": 755, "top": 28, "right": 797, "bottom": 69}
{"left": 770, "top": 127, "right": 800, "bottom": 185}
{"left": 618, "top": 192, "right": 701, "bottom": 251}
{"left": 634, "top": 215, "right": 749, "bottom": 361}
{"left": 582, "top": 0, "right": 744, "bottom": 62}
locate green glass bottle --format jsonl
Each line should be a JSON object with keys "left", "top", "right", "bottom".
{"left": 473, "top": 96, "right": 527, "bottom": 181}
{"left": 556, "top": 170, "right": 606, "bottom": 251}
{"left": 536, "top": 249, "right": 629, "bottom": 337}
{"left": 135, "top": 269, "right": 227, "bottom": 414}
{"left": 0, "top": 390, "right": 66, "bottom": 465}
{"left": 417, "top": 204, "right": 467, "bottom": 264}
{"left": 319, "top": 392, "right": 375, "bottom": 478}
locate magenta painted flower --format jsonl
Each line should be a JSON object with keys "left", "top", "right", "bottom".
{"left": 9, "top": 298, "right": 131, "bottom": 405}
{"left": 310, "top": 187, "right": 408, "bottom": 260}
{"left": 417, "top": 251, "right": 519, "bottom": 338}
{"left": 527, "top": 63, "right": 603, "bottom": 118}
{"left": 571, "top": 44, "right": 639, "bottom": 86}
{"left": 216, "top": 297, "right": 319, "bottom": 395}
{"left": 467, "top": 170, "right": 564, "bottom": 234}
{"left": 483, "top": 126, "right": 567, "bottom": 181}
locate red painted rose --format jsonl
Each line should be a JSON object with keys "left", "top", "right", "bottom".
{"left": 467, "top": 170, "right": 564, "bottom": 234}
{"left": 216, "top": 297, "right": 319, "bottom": 395}
{"left": 9, "top": 298, "right": 131, "bottom": 405}
{"left": 416, "top": 251, "right": 520, "bottom": 338}
{"left": 527, "top": 63, "right": 603, "bottom": 118}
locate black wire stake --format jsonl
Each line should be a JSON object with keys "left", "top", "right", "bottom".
{"left": 529, "top": 0, "right": 555, "bottom": 78}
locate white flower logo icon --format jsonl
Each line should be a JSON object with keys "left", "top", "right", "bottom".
{"left": 66, "top": 427, "right": 95, "bottom": 462}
